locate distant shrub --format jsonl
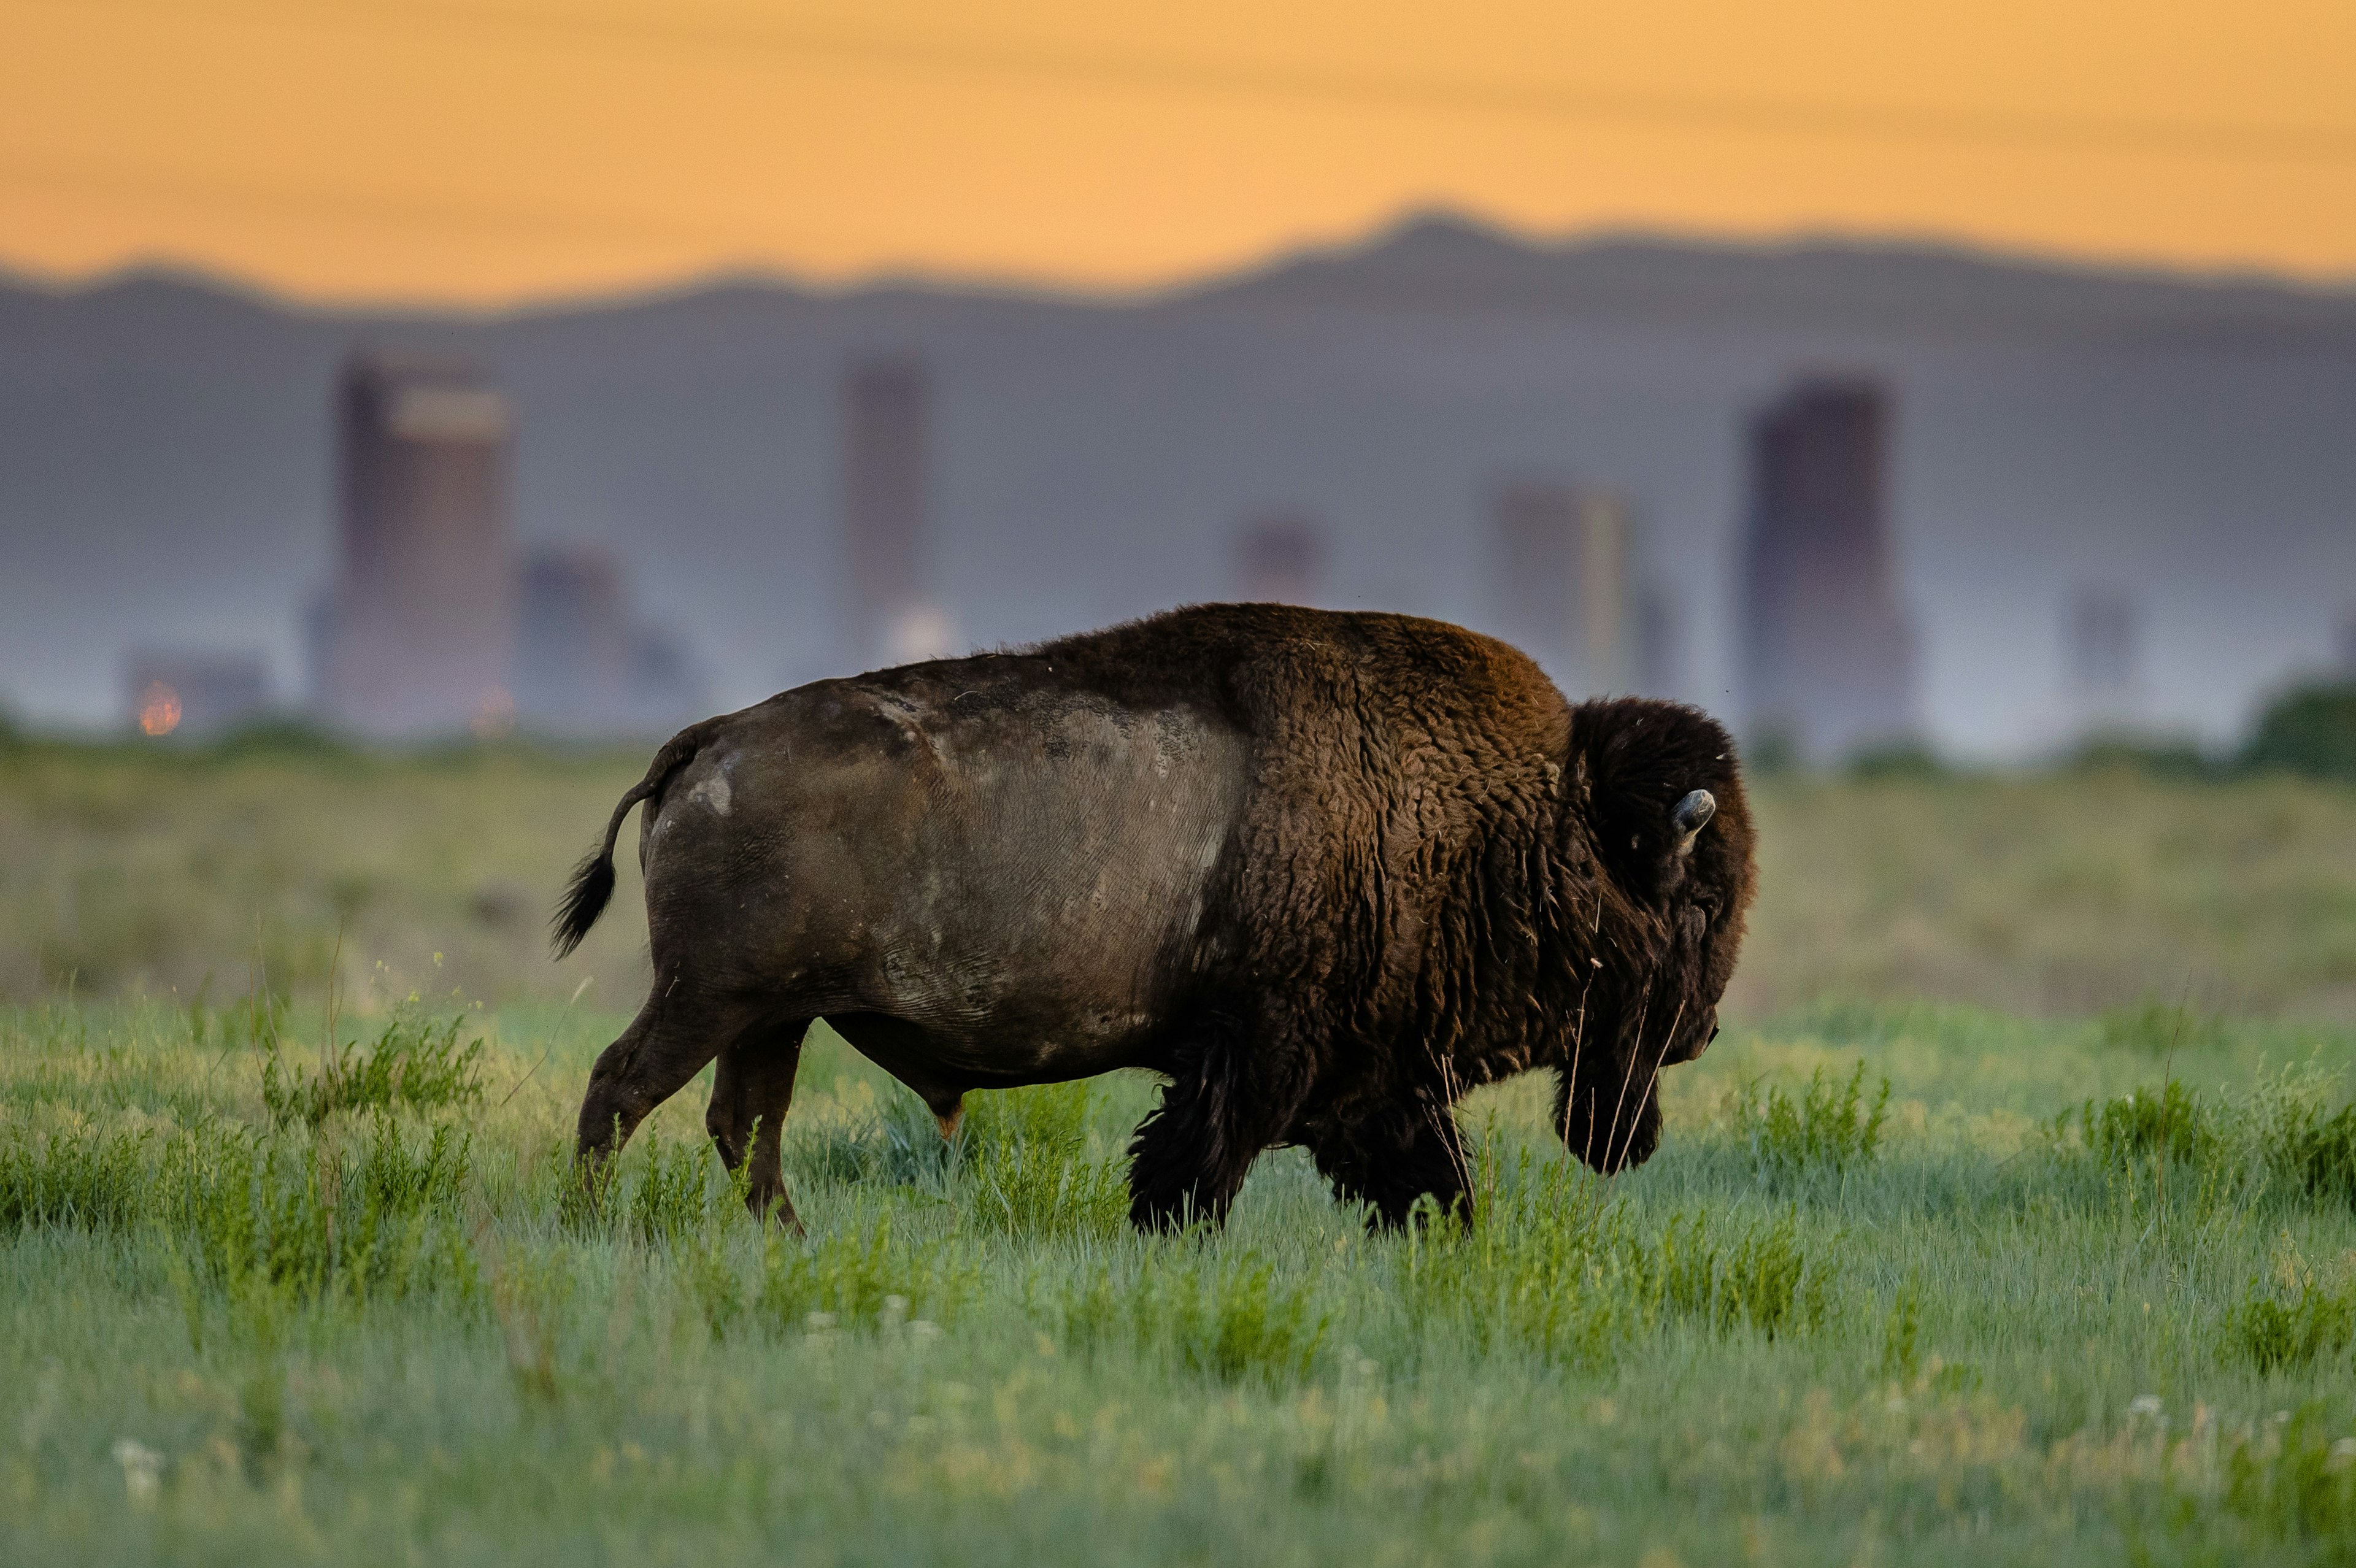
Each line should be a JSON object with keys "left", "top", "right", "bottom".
{"left": 2221, "top": 1273, "right": 2356, "bottom": 1375}
{"left": 1847, "top": 740, "right": 1946, "bottom": 781}
{"left": 2217, "top": 1406, "right": 2356, "bottom": 1543}
{"left": 2068, "top": 1080, "right": 2219, "bottom": 1169}
{"left": 2065, "top": 734, "right": 2217, "bottom": 781}
{"left": 261, "top": 1006, "right": 485, "bottom": 1127}
{"left": 2098, "top": 999, "right": 2231, "bottom": 1055}
{"left": 1060, "top": 1251, "right": 1326, "bottom": 1386}
{"left": 2241, "top": 680, "right": 2356, "bottom": 786}
{"left": 1730, "top": 1062, "right": 1890, "bottom": 1180}
{"left": 203, "top": 720, "right": 357, "bottom": 763}
{"left": 962, "top": 1081, "right": 1127, "bottom": 1239}
{"left": 1741, "top": 729, "right": 1798, "bottom": 778}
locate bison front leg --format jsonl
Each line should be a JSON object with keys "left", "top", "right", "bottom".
{"left": 706, "top": 1021, "right": 810, "bottom": 1231}
{"left": 1307, "top": 1095, "right": 1471, "bottom": 1231}
{"left": 1126, "top": 1008, "right": 1315, "bottom": 1231}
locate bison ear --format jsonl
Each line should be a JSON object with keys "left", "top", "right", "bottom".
{"left": 1671, "top": 789, "right": 1715, "bottom": 856}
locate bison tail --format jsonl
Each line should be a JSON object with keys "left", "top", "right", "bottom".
{"left": 550, "top": 851, "right": 617, "bottom": 961}
{"left": 548, "top": 720, "right": 716, "bottom": 959}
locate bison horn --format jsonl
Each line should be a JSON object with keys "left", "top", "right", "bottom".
{"left": 1671, "top": 789, "right": 1715, "bottom": 855}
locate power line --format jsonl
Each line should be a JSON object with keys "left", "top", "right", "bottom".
{"left": 0, "top": 153, "right": 831, "bottom": 253}
{"left": 47, "top": 0, "right": 2356, "bottom": 170}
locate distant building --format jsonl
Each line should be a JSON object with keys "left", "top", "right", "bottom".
{"left": 2066, "top": 586, "right": 2141, "bottom": 729}
{"left": 311, "top": 352, "right": 515, "bottom": 737}
{"left": 1738, "top": 379, "right": 1915, "bottom": 759}
{"left": 842, "top": 358, "right": 953, "bottom": 667}
{"left": 126, "top": 650, "right": 269, "bottom": 738}
{"left": 1236, "top": 513, "right": 1325, "bottom": 605}
{"left": 2337, "top": 610, "right": 2356, "bottom": 679}
{"left": 514, "top": 544, "right": 706, "bottom": 736}
{"left": 1634, "top": 583, "right": 1682, "bottom": 699}
{"left": 1493, "top": 483, "right": 1637, "bottom": 696}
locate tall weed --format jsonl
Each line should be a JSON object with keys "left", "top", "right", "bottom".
{"left": 963, "top": 1082, "right": 1127, "bottom": 1238}
{"left": 698, "top": 1212, "right": 976, "bottom": 1335}
{"left": 156, "top": 1115, "right": 477, "bottom": 1318}
{"left": 0, "top": 1124, "right": 150, "bottom": 1231}
{"left": 261, "top": 1005, "right": 485, "bottom": 1127}
{"left": 1729, "top": 1062, "right": 1890, "bottom": 1180}
{"left": 1058, "top": 1251, "right": 1326, "bottom": 1385}
{"left": 2068, "top": 1079, "right": 2217, "bottom": 1169}
{"left": 2272, "top": 1102, "right": 2356, "bottom": 1211}
{"left": 1392, "top": 1145, "right": 1839, "bottom": 1366}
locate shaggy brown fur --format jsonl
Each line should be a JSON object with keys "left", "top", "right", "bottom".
{"left": 554, "top": 604, "right": 1754, "bottom": 1231}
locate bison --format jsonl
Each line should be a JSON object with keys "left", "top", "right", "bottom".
{"left": 553, "top": 604, "right": 1754, "bottom": 1230}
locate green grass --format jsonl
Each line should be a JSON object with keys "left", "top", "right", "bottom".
{"left": 10, "top": 745, "right": 2356, "bottom": 1561}
{"left": 6, "top": 999, "right": 2356, "bottom": 1564}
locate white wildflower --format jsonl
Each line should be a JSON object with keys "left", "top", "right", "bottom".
{"left": 112, "top": 1439, "right": 163, "bottom": 1507}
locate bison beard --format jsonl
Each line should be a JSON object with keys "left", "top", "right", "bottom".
{"left": 554, "top": 604, "right": 1755, "bottom": 1232}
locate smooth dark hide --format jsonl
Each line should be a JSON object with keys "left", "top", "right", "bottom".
{"left": 555, "top": 604, "right": 1756, "bottom": 1231}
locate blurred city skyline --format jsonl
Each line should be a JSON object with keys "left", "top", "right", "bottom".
{"left": 4, "top": 210, "right": 2353, "bottom": 759}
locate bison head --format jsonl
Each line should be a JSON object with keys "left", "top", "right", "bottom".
{"left": 1554, "top": 697, "right": 1757, "bottom": 1172}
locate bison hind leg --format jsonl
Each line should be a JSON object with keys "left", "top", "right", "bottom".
{"left": 574, "top": 983, "right": 760, "bottom": 1197}
{"left": 706, "top": 1019, "right": 813, "bottom": 1231}
{"left": 1307, "top": 1097, "right": 1471, "bottom": 1231}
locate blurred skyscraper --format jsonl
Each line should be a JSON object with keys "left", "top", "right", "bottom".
{"left": 1634, "top": 584, "right": 1682, "bottom": 698}
{"left": 1493, "top": 483, "right": 1637, "bottom": 696}
{"left": 842, "top": 357, "right": 953, "bottom": 667}
{"left": 2066, "top": 586, "right": 2141, "bottom": 729}
{"left": 310, "top": 352, "right": 515, "bottom": 737}
{"left": 1235, "top": 512, "right": 1325, "bottom": 605}
{"left": 514, "top": 545, "right": 706, "bottom": 736}
{"left": 125, "top": 650, "right": 269, "bottom": 737}
{"left": 1738, "top": 379, "right": 1915, "bottom": 759}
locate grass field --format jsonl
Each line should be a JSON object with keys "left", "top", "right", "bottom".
{"left": 7, "top": 742, "right": 2356, "bottom": 1564}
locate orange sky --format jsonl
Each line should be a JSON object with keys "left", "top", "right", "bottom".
{"left": 4, "top": 0, "right": 2354, "bottom": 304}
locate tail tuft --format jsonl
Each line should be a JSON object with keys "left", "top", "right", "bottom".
{"left": 549, "top": 850, "right": 617, "bottom": 959}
